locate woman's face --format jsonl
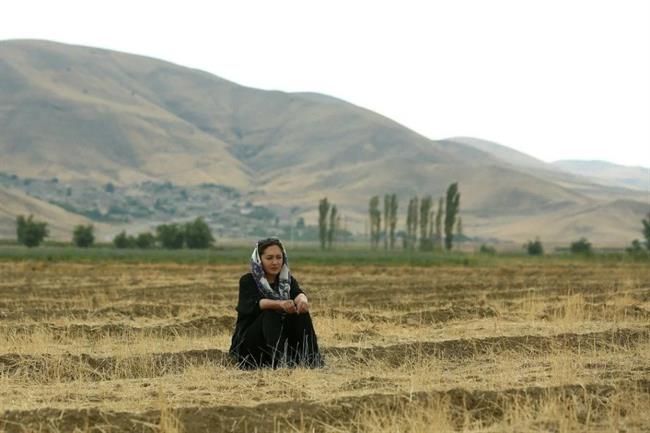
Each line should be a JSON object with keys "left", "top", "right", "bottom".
{"left": 260, "top": 245, "right": 283, "bottom": 277}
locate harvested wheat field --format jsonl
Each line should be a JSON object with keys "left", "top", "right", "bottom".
{"left": 0, "top": 259, "right": 649, "bottom": 432}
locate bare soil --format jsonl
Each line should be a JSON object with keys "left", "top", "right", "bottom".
{"left": 0, "top": 261, "right": 648, "bottom": 432}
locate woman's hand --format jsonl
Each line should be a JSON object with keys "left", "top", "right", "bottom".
{"left": 294, "top": 294, "right": 309, "bottom": 314}
{"left": 281, "top": 299, "right": 298, "bottom": 314}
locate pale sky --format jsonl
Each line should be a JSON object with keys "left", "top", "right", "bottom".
{"left": 2, "top": 0, "right": 649, "bottom": 167}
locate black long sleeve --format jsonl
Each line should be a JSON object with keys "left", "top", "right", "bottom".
{"left": 289, "top": 276, "right": 305, "bottom": 300}
{"left": 236, "top": 274, "right": 262, "bottom": 316}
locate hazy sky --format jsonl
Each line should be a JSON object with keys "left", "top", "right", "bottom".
{"left": 2, "top": 0, "right": 649, "bottom": 167}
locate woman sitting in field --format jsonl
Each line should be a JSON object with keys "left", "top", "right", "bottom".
{"left": 229, "top": 237, "right": 323, "bottom": 369}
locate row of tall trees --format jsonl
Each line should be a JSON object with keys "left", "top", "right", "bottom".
{"left": 369, "top": 183, "right": 462, "bottom": 251}
{"left": 318, "top": 198, "right": 341, "bottom": 249}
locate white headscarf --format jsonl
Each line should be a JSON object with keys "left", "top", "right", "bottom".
{"left": 250, "top": 238, "right": 291, "bottom": 300}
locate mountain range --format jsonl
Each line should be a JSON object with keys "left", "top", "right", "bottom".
{"left": 0, "top": 39, "right": 648, "bottom": 245}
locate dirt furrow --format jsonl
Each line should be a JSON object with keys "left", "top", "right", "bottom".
{"left": 0, "top": 303, "right": 221, "bottom": 321}
{"left": 1, "top": 380, "right": 648, "bottom": 433}
{"left": 317, "top": 305, "right": 498, "bottom": 324}
{"left": 0, "top": 315, "right": 235, "bottom": 339}
{"left": 1, "top": 328, "right": 646, "bottom": 380}
{"left": 328, "top": 327, "right": 650, "bottom": 366}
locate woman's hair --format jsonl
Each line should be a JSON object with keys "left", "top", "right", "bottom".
{"left": 257, "top": 237, "right": 284, "bottom": 255}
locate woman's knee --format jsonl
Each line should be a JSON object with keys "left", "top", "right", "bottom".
{"left": 261, "top": 310, "right": 284, "bottom": 328}
{"left": 261, "top": 311, "right": 285, "bottom": 343}
{"left": 287, "top": 312, "right": 314, "bottom": 328}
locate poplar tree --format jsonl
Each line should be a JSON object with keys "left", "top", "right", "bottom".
{"left": 444, "top": 183, "right": 460, "bottom": 251}
{"left": 419, "top": 196, "right": 433, "bottom": 250}
{"left": 406, "top": 196, "right": 419, "bottom": 250}
{"left": 318, "top": 198, "right": 330, "bottom": 250}
{"left": 374, "top": 205, "right": 382, "bottom": 248}
{"left": 428, "top": 210, "right": 434, "bottom": 249}
{"left": 336, "top": 214, "right": 342, "bottom": 245}
{"left": 389, "top": 194, "right": 398, "bottom": 250}
{"left": 412, "top": 197, "right": 419, "bottom": 250}
{"left": 328, "top": 205, "right": 338, "bottom": 249}
{"left": 383, "top": 194, "right": 390, "bottom": 250}
{"left": 405, "top": 199, "right": 413, "bottom": 250}
{"left": 435, "top": 197, "right": 444, "bottom": 250}
{"left": 643, "top": 213, "right": 650, "bottom": 251}
{"left": 369, "top": 196, "right": 381, "bottom": 249}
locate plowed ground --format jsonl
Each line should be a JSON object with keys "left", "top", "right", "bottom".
{"left": 0, "top": 261, "right": 648, "bottom": 432}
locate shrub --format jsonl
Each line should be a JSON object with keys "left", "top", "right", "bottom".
{"left": 156, "top": 223, "right": 184, "bottom": 249}
{"left": 135, "top": 232, "right": 156, "bottom": 249}
{"left": 479, "top": 244, "right": 496, "bottom": 255}
{"left": 73, "top": 225, "right": 95, "bottom": 248}
{"left": 626, "top": 239, "right": 648, "bottom": 257}
{"left": 570, "top": 238, "right": 592, "bottom": 255}
{"left": 16, "top": 215, "right": 49, "bottom": 248}
{"left": 641, "top": 212, "right": 650, "bottom": 251}
{"left": 184, "top": 217, "right": 214, "bottom": 249}
{"left": 524, "top": 238, "right": 544, "bottom": 256}
{"left": 113, "top": 231, "right": 136, "bottom": 249}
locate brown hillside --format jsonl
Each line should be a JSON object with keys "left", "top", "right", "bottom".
{"left": 1, "top": 39, "right": 647, "bottom": 244}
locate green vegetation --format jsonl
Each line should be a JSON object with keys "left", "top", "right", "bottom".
{"left": 135, "top": 232, "right": 156, "bottom": 249}
{"left": 72, "top": 224, "right": 95, "bottom": 248}
{"left": 184, "top": 217, "right": 215, "bottom": 249}
{"left": 156, "top": 223, "right": 185, "bottom": 249}
{"left": 114, "top": 231, "right": 157, "bottom": 249}
{"left": 318, "top": 198, "right": 341, "bottom": 250}
{"left": 626, "top": 239, "right": 647, "bottom": 257}
{"left": 419, "top": 195, "right": 433, "bottom": 251}
{"left": 525, "top": 238, "right": 544, "bottom": 255}
{"left": 444, "top": 183, "right": 460, "bottom": 251}
{"left": 153, "top": 218, "right": 215, "bottom": 249}
{"left": 479, "top": 244, "right": 496, "bottom": 255}
{"left": 380, "top": 194, "right": 399, "bottom": 250}
{"left": 16, "top": 215, "right": 49, "bottom": 247}
{"left": 318, "top": 197, "right": 329, "bottom": 250}
{"left": 113, "top": 231, "right": 136, "bottom": 249}
{"left": 398, "top": 184, "right": 460, "bottom": 252}
{"left": 369, "top": 196, "right": 381, "bottom": 249}
{"left": 327, "top": 204, "right": 338, "bottom": 249}
{"left": 643, "top": 213, "right": 650, "bottom": 251}
{"left": 383, "top": 194, "right": 390, "bottom": 250}
{"left": 0, "top": 243, "right": 645, "bottom": 266}
{"left": 434, "top": 197, "right": 443, "bottom": 250}
{"left": 387, "top": 194, "right": 398, "bottom": 250}
{"left": 570, "top": 237, "right": 593, "bottom": 255}
{"left": 405, "top": 196, "right": 418, "bottom": 250}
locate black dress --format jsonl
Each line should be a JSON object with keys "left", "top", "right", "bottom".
{"left": 229, "top": 273, "right": 323, "bottom": 369}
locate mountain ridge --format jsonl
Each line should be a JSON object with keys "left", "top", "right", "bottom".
{"left": 0, "top": 39, "right": 647, "bottom": 245}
